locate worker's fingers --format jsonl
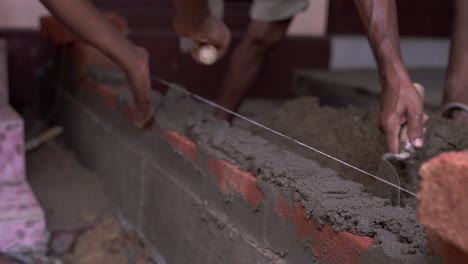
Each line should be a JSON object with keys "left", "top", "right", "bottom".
{"left": 208, "top": 21, "right": 230, "bottom": 57}
{"left": 423, "top": 113, "right": 429, "bottom": 124}
{"left": 191, "top": 45, "right": 219, "bottom": 65}
{"left": 191, "top": 49, "right": 203, "bottom": 64}
{"left": 383, "top": 119, "right": 400, "bottom": 153}
{"left": 124, "top": 46, "right": 154, "bottom": 129}
{"left": 190, "top": 17, "right": 230, "bottom": 64}
{"left": 133, "top": 101, "right": 154, "bottom": 129}
{"left": 406, "top": 107, "right": 424, "bottom": 148}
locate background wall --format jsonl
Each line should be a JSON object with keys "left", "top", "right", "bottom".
{"left": 0, "top": 1, "right": 49, "bottom": 29}
{"left": 288, "top": 0, "right": 329, "bottom": 36}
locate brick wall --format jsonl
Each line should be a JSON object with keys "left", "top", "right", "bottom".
{"left": 37, "top": 30, "right": 460, "bottom": 263}
{"left": 37, "top": 12, "right": 468, "bottom": 264}
{"left": 50, "top": 51, "right": 375, "bottom": 264}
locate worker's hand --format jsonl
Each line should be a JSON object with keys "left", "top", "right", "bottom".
{"left": 174, "top": 16, "right": 231, "bottom": 63}
{"left": 124, "top": 46, "right": 154, "bottom": 128}
{"left": 380, "top": 81, "right": 428, "bottom": 153}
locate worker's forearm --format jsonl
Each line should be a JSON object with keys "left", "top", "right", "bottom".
{"left": 354, "top": 0, "right": 410, "bottom": 89}
{"left": 172, "top": 0, "right": 211, "bottom": 35}
{"left": 40, "top": 0, "right": 141, "bottom": 71}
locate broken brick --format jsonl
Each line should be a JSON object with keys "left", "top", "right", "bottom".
{"left": 419, "top": 151, "right": 468, "bottom": 257}
{"left": 275, "top": 199, "right": 374, "bottom": 264}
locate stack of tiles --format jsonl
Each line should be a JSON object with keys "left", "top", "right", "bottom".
{"left": 0, "top": 40, "right": 48, "bottom": 254}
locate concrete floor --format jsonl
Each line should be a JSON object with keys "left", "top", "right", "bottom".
{"left": 295, "top": 68, "right": 446, "bottom": 107}
{"left": 27, "top": 139, "right": 110, "bottom": 231}
{"left": 25, "top": 136, "right": 152, "bottom": 263}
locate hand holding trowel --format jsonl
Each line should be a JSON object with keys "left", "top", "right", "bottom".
{"left": 179, "top": 38, "right": 220, "bottom": 65}
{"left": 376, "top": 83, "right": 425, "bottom": 206}
{"left": 194, "top": 43, "right": 219, "bottom": 65}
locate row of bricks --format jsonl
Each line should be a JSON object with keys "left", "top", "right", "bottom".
{"left": 419, "top": 152, "right": 468, "bottom": 261}
{"left": 42, "top": 13, "right": 468, "bottom": 263}
{"left": 75, "top": 71, "right": 375, "bottom": 263}
{"left": 48, "top": 33, "right": 374, "bottom": 262}
{"left": 71, "top": 48, "right": 468, "bottom": 263}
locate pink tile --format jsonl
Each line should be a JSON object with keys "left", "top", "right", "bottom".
{"left": 0, "top": 106, "right": 25, "bottom": 182}
{"left": 0, "top": 182, "right": 48, "bottom": 253}
{"left": 0, "top": 40, "right": 7, "bottom": 105}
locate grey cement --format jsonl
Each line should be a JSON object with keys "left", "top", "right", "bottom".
{"left": 247, "top": 97, "right": 468, "bottom": 207}
{"left": 157, "top": 87, "right": 442, "bottom": 263}
{"left": 55, "top": 86, "right": 284, "bottom": 263}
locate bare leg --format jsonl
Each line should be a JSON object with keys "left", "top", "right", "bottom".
{"left": 215, "top": 19, "right": 291, "bottom": 120}
{"left": 443, "top": 0, "right": 468, "bottom": 123}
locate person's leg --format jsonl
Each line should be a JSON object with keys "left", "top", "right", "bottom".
{"left": 215, "top": 0, "right": 309, "bottom": 120}
{"left": 215, "top": 19, "right": 291, "bottom": 120}
{"left": 442, "top": 0, "right": 468, "bottom": 123}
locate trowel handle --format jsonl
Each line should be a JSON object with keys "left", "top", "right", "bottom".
{"left": 399, "top": 83, "right": 425, "bottom": 143}
{"left": 194, "top": 44, "right": 219, "bottom": 65}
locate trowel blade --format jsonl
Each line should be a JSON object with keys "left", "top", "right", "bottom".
{"left": 376, "top": 155, "right": 401, "bottom": 206}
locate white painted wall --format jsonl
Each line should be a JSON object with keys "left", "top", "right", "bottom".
{"left": 288, "top": 0, "right": 329, "bottom": 36}
{"left": 0, "top": 1, "right": 49, "bottom": 29}
{"left": 330, "top": 36, "right": 450, "bottom": 69}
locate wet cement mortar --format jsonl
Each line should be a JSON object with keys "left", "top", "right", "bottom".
{"left": 247, "top": 97, "right": 468, "bottom": 206}
{"left": 158, "top": 88, "right": 467, "bottom": 263}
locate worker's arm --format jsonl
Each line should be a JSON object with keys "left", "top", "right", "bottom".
{"left": 40, "top": 0, "right": 153, "bottom": 128}
{"left": 353, "top": 0, "right": 426, "bottom": 153}
{"left": 40, "top": 0, "right": 230, "bottom": 127}
{"left": 172, "top": 0, "right": 231, "bottom": 62}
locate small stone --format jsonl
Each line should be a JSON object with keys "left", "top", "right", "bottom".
{"left": 51, "top": 232, "right": 77, "bottom": 255}
{"left": 80, "top": 212, "right": 98, "bottom": 223}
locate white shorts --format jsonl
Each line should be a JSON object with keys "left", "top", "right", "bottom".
{"left": 250, "top": 0, "right": 309, "bottom": 22}
{"left": 179, "top": 0, "right": 308, "bottom": 52}
{"left": 208, "top": 0, "right": 309, "bottom": 21}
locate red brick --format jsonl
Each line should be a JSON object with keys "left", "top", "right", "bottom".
{"left": 77, "top": 76, "right": 121, "bottom": 108}
{"left": 419, "top": 151, "right": 468, "bottom": 255}
{"left": 275, "top": 199, "right": 374, "bottom": 264}
{"left": 161, "top": 130, "right": 198, "bottom": 163}
{"left": 40, "top": 14, "right": 129, "bottom": 45}
{"left": 98, "top": 85, "right": 121, "bottom": 108}
{"left": 124, "top": 105, "right": 137, "bottom": 125}
{"left": 426, "top": 230, "right": 468, "bottom": 264}
{"left": 78, "top": 76, "right": 95, "bottom": 93}
{"left": 206, "top": 158, "right": 264, "bottom": 208}
{"left": 68, "top": 43, "right": 120, "bottom": 70}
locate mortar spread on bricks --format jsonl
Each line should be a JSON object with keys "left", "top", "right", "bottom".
{"left": 156, "top": 87, "right": 468, "bottom": 263}
{"left": 248, "top": 96, "right": 468, "bottom": 206}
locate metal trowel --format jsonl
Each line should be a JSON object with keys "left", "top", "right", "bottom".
{"left": 376, "top": 83, "right": 425, "bottom": 206}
